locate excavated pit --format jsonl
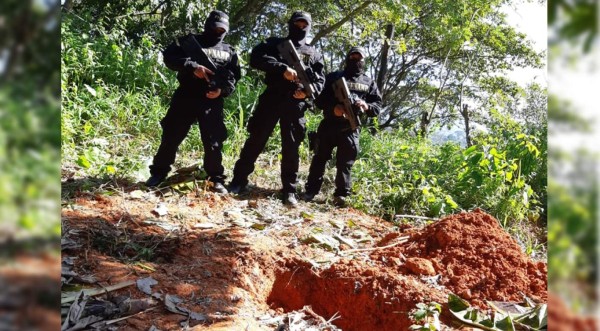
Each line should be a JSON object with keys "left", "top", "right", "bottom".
{"left": 62, "top": 188, "right": 547, "bottom": 330}
{"left": 267, "top": 259, "right": 448, "bottom": 330}
{"left": 266, "top": 209, "right": 547, "bottom": 331}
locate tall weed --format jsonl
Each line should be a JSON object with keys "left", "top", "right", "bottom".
{"left": 62, "top": 12, "right": 546, "bottom": 232}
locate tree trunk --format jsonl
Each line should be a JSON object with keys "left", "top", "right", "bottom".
{"left": 419, "top": 111, "right": 430, "bottom": 137}
{"left": 230, "top": 0, "right": 266, "bottom": 25}
{"left": 2, "top": 3, "right": 32, "bottom": 83}
{"left": 376, "top": 24, "right": 394, "bottom": 93}
{"left": 461, "top": 104, "right": 472, "bottom": 147}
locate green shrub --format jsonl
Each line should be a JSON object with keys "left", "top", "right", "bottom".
{"left": 61, "top": 11, "right": 547, "bottom": 235}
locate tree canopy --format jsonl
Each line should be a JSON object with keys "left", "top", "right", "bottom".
{"left": 62, "top": 0, "right": 544, "bottom": 136}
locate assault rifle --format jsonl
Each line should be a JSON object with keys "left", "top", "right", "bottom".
{"left": 179, "top": 35, "right": 220, "bottom": 90}
{"left": 332, "top": 77, "right": 362, "bottom": 130}
{"left": 277, "top": 39, "right": 317, "bottom": 100}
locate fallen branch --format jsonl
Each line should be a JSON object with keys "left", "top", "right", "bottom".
{"left": 62, "top": 279, "right": 136, "bottom": 304}
{"left": 339, "top": 236, "right": 409, "bottom": 255}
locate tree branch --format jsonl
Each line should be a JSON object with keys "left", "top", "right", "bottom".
{"left": 230, "top": 0, "right": 267, "bottom": 25}
{"left": 114, "top": 0, "right": 169, "bottom": 20}
{"left": 311, "top": 0, "right": 374, "bottom": 45}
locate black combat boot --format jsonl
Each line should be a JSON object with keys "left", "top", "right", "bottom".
{"left": 228, "top": 182, "right": 246, "bottom": 194}
{"left": 145, "top": 175, "right": 166, "bottom": 187}
{"left": 212, "top": 182, "right": 228, "bottom": 194}
{"left": 302, "top": 191, "right": 317, "bottom": 202}
{"left": 284, "top": 192, "right": 298, "bottom": 207}
{"left": 333, "top": 195, "right": 347, "bottom": 207}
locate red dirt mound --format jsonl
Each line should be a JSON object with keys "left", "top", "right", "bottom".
{"left": 268, "top": 258, "right": 448, "bottom": 331}
{"left": 62, "top": 185, "right": 548, "bottom": 330}
{"left": 268, "top": 210, "right": 547, "bottom": 331}
{"left": 548, "top": 293, "right": 598, "bottom": 331}
{"left": 373, "top": 209, "right": 547, "bottom": 307}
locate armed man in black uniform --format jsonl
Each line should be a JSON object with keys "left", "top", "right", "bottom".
{"left": 228, "top": 11, "right": 325, "bottom": 207}
{"left": 145, "top": 10, "right": 241, "bottom": 193}
{"left": 303, "top": 47, "right": 382, "bottom": 207}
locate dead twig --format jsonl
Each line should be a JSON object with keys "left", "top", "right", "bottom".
{"left": 286, "top": 267, "right": 301, "bottom": 288}
{"left": 326, "top": 311, "right": 341, "bottom": 324}
{"left": 303, "top": 305, "right": 327, "bottom": 325}
{"left": 338, "top": 236, "right": 410, "bottom": 256}
{"left": 394, "top": 214, "right": 438, "bottom": 221}
{"left": 105, "top": 306, "right": 158, "bottom": 325}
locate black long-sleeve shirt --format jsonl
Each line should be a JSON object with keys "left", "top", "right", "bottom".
{"left": 162, "top": 33, "right": 241, "bottom": 98}
{"left": 315, "top": 70, "right": 382, "bottom": 129}
{"left": 249, "top": 37, "right": 325, "bottom": 100}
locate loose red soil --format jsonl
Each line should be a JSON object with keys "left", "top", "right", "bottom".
{"left": 61, "top": 181, "right": 548, "bottom": 330}
{"left": 0, "top": 253, "right": 61, "bottom": 331}
{"left": 548, "top": 293, "right": 598, "bottom": 331}
{"left": 372, "top": 209, "right": 547, "bottom": 307}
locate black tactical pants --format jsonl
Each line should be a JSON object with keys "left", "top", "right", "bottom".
{"left": 231, "top": 92, "right": 306, "bottom": 193}
{"left": 150, "top": 88, "right": 228, "bottom": 184}
{"left": 305, "top": 122, "right": 359, "bottom": 197}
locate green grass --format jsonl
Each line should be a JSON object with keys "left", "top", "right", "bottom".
{"left": 61, "top": 13, "right": 547, "bottom": 259}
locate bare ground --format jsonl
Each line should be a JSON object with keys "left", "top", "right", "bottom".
{"left": 59, "top": 176, "right": 548, "bottom": 330}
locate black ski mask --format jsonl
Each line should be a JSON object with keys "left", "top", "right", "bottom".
{"left": 287, "top": 11, "right": 311, "bottom": 44}
{"left": 203, "top": 10, "right": 229, "bottom": 45}
{"left": 344, "top": 46, "right": 367, "bottom": 77}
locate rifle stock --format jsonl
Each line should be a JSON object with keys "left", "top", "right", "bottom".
{"left": 333, "top": 77, "right": 360, "bottom": 130}
{"left": 277, "top": 40, "right": 316, "bottom": 99}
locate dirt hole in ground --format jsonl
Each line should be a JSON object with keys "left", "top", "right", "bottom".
{"left": 266, "top": 209, "right": 547, "bottom": 331}
{"left": 267, "top": 258, "right": 447, "bottom": 330}
{"left": 62, "top": 190, "right": 547, "bottom": 331}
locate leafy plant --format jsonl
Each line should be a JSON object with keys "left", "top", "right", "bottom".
{"left": 61, "top": 2, "right": 547, "bottom": 254}
{"left": 448, "top": 293, "right": 547, "bottom": 330}
{"left": 409, "top": 302, "right": 442, "bottom": 331}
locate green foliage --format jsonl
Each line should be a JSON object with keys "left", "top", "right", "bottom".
{"left": 461, "top": 112, "right": 545, "bottom": 225}
{"left": 350, "top": 113, "right": 545, "bottom": 229}
{"left": 63, "top": 0, "right": 543, "bottom": 134}
{"left": 548, "top": 94, "right": 591, "bottom": 132}
{"left": 1, "top": 0, "right": 61, "bottom": 239}
{"left": 61, "top": 2, "right": 546, "bottom": 249}
{"left": 409, "top": 302, "right": 442, "bottom": 331}
{"left": 448, "top": 293, "right": 547, "bottom": 330}
{"left": 0, "top": 87, "right": 61, "bottom": 238}
{"left": 61, "top": 13, "right": 175, "bottom": 97}
{"left": 352, "top": 132, "right": 460, "bottom": 218}
{"left": 549, "top": 0, "right": 598, "bottom": 52}
{"left": 547, "top": 151, "right": 598, "bottom": 312}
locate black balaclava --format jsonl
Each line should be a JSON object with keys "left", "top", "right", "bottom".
{"left": 203, "top": 10, "right": 229, "bottom": 45}
{"left": 287, "top": 11, "right": 311, "bottom": 45}
{"left": 344, "top": 46, "right": 367, "bottom": 77}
